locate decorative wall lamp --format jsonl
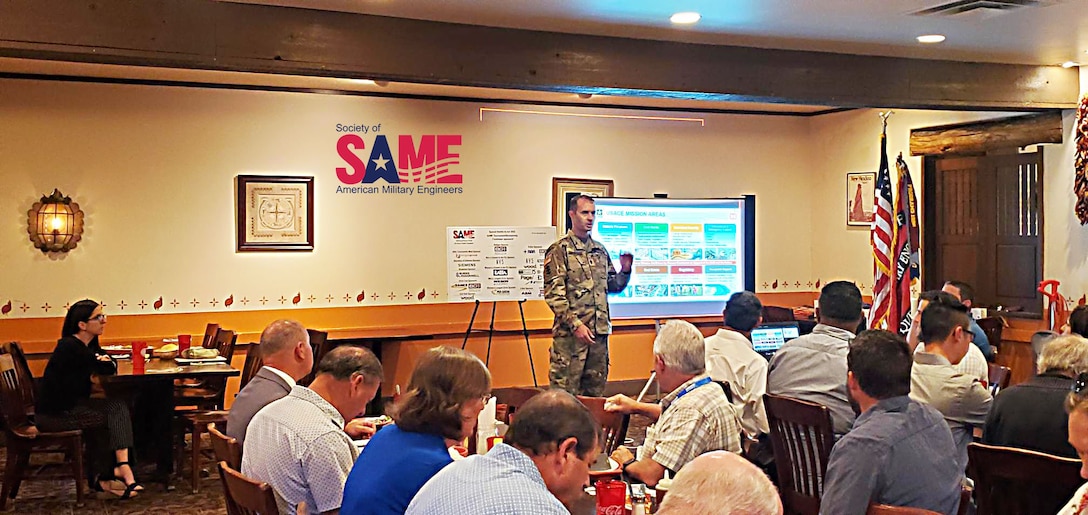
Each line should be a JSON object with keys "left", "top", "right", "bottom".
{"left": 27, "top": 189, "right": 84, "bottom": 253}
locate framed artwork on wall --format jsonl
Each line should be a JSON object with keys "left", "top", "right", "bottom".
{"left": 551, "top": 177, "right": 615, "bottom": 237}
{"left": 236, "top": 175, "right": 314, "bottom": 251}
{"left": 847, "top": 172, "right": 876, "bottom": 227}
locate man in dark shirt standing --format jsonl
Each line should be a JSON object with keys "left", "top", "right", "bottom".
{"left": 820, "top": 330, "right": 961, "bottom": 515}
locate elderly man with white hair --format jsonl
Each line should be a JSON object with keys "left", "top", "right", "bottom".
{"left": 983, "top": 334, "right": 1088, "bottom": 458}
{"left": 656, "top": 450, "right": 782, "bottom": 515}
{"left": 605, "top": 320, "right": 741, "bottom": 487}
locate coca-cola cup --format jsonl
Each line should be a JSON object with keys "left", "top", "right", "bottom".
{"left": 131, "top": 341, "right": 147, "bottom": 374}
{"left": 178, "top": 334, "right": 191, "bottom": 353}
{"left": 596, "top": 479, "right": 626, "bottom": 515}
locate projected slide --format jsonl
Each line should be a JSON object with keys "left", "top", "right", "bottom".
{"left": 593, "top": 197, "right": 753, "bottom": 318}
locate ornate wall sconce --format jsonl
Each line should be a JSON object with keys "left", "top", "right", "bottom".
{"left": 27, "top": 189, "right": 84, "bottom": 253}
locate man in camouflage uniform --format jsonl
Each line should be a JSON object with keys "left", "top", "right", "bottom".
{"left": 544, "top": 194, "right": 633, "bottom": 396}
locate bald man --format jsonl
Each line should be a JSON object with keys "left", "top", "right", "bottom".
{"left": 227, "top": 319, "right": 314, "bottom": 444}
{"left": 656, "top": 451, "right": 782, "bottom": 515}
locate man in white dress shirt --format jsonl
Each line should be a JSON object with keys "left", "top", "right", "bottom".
{"left": 704, "top": 291, "right": 769, "bottom": 438}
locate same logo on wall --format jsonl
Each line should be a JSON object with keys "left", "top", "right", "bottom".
{"left": 334, "top": 122, "right": 464, "bottom": 196}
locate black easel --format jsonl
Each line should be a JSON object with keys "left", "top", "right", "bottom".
{"left": 461, "top": 299, "right": 538, "bottom": 386}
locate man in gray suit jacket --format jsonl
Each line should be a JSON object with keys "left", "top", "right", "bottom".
{"left": 227, "top": 320, "right": 315, "bottom": 444}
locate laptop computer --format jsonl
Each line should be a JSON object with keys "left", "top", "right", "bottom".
{"left": 750, "top": 322, "right": 801, "bottom": 359}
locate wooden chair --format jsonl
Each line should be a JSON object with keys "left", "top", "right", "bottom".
{"left": 765, "top": 393, "right": 835, "bottom": 515}
{"left": 762, "top": 306, "right": 797, "bottom": 323}
{"left": 175, "top": 329, "right": 238, "bottom": 410}
{"left": 577, "top": 396, "right": 631, "bottom": 454}
{"left": 967, "top": 442, "right": 1082, "bottom": 515}
{"left": 0, "top": 352, "right": 84, "bottom": 510}
{"left": 239, "top": 343, "right": 264, "bottom": 390}
{"left": 0, "top": 342, "right": 37, "bottom": 416}
{"left": 218, "top": 461, "right": 280, "bottom": 515}
{"left": 298, "top": 329, "right": 330, "bottom": 386}
{"left": 208, "top": 423, "right": 242, "bottom": 470}
{"left": 200, "top": 323, "right": 221, "bottom": 349}
{"left": 976, "top": 317, "right": 1004, "bottom": 351}
{"left": 494, "top": 386, "right": 544, "bottom": 423}
{"left": 867, "top": 505, "right": 941, "bottom": 515}
{"left": 986, "top": 364, "right": 1011, "bottom": 396}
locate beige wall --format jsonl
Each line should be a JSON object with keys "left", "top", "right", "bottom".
{"left": 0, "top": 78, "right": 822, "bottom": 317}
{"left": 0, "top": 77, "right": 1080, "bottom": 324}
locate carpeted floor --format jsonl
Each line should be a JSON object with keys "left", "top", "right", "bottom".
{"left": 1, "top": 380, "right": 659, "bottom": 514}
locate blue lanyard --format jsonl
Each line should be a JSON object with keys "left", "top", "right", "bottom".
{"left": 673, "top": 377, "right": 712, "bottom": 401}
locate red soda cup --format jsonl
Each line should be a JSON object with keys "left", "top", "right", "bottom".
{"left": 595, "top": 479, "right": 626, "bottom": 515}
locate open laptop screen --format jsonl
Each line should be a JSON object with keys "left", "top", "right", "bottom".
{"left": 750, "top": 322, "right": 801, "bottom": 355}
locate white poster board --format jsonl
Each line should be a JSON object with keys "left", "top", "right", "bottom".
{"left": 447, "top": 226, "right": 556, "bottom": 302}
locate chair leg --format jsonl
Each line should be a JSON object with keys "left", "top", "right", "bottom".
{"left": 70, "top": 436, "right": 85, "bottom": 506}
{"left": 0, "top": 446, "right": 18, "bottom": 510}
{"left": 9, "top": 450, "right": 30, "bottom": 499}
{"left": 191, "top": 422, "right": 204, "bottom": 494}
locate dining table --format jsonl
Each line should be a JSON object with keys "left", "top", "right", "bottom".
{"left": 99, "top": 356, "right": 240, "bottom": 489}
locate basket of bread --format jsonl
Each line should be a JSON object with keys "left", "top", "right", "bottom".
{"left": 152, "top": 343, "right": 179, "bottom": 359}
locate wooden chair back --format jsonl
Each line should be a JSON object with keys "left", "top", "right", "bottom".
{"left": 208, "top": 423, "right": 242, "bottom": 470}
{"left": 765, "top": 393, "right": 835, "bottom": 515}
{"left": 240, "top": 344, "right": 264, "bottom": 390}
{"left": 976, "top": 317, "right": 1004, "bottom": 350}
{"left": 299, "top": 329, "right": 329, "bottom": 386}
{"left": 761, "top": 306, "right": 797, "bottom": 323}
{"left": 494, "top": 387, "right": 544, "bottom": 423}
{"left": 577, "top": 396, "right": 631, "bottom": 454}
{"left": 201, "top": 323, "right": 221, "bottom": 349}
{"left": 0, "top": 342, "right": 36, "bottom": 413}
{"left": 218, "top": 461, "right": 280, "bottom": 515}
{"left": 867, "top": 505, "right": 941, "bottom": 515}
{"left": 967, "top": 442, "right": 1082, "bottom": 515}
{"left": 987, "top": 364, "right": 1011, "bottom": 396}
{"left": 215, "top": 329, "right": 238, "bottom": 361}
{"left": 0, "top": 353, "right": 32, "bottom": 434}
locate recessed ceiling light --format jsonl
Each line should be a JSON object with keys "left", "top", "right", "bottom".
{"left": 670, "top": 12, "right": 701, "bottom": 24}
{"left": 577, "top": 93, "right": 593, "bottom": 99}
{"left": 916, "top": 34, "right": 946, "bottom": 44}
{"left": 348, "top": 79, "right": 377, "bottom": 85}
{"left": 1061, "top": 61, "right": 1078, "bottom": 68}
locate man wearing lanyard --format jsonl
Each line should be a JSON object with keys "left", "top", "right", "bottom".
{"left": 604, "top": 320, "right": 741, "bottom": 487}
{"left": 544, "top": 194, "right": 633, "bottom": 396}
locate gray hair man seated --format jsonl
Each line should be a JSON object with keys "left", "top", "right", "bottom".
{"left": 656, "top": 450, "right": 782, "bottom": 515}
{"left": 605, "top": 319, "right": 741, "bottom": 487}
{"left": 983, "top": 334, "right": 1088, "bottom": 458}
{"left": 242, "top": 345, "right": 382, "bottom": 515}
{"left": 407, "top": 389, "right": 601, "bottom": 514}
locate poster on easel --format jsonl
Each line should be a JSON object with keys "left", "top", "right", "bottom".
{"left": 446, "top": 226, "right": 556, "bottom": 302}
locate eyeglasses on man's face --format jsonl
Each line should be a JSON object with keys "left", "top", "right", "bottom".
{"left": 87, "top": 314, "right": 107, "bottom": 323}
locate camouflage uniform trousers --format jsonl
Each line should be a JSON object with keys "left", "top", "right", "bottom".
{"left": 549, "top": 334, "right": 609, "bottom": 397}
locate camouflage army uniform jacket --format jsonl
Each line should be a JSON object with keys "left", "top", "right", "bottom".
{"left": 543, "top": 231, "right": 631, "bottom": 337}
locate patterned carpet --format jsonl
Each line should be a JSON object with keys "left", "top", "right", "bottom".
{"left": 0, "top": 380, "right": 658, "bottom": 514}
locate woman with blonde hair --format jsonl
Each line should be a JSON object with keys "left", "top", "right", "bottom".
{"left": 341, "top": 345, "right": 491, "bottom": 515}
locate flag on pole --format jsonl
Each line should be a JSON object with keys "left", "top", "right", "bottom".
{"left": 893, "top": 153, "right": 920, "bottom": 336}
{"left": 869, "top": 131, "right": 895, "bottom": 330}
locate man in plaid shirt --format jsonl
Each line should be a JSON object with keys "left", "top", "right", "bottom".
{"left": 606, "top": 320, "right": 742, "bottom": 487}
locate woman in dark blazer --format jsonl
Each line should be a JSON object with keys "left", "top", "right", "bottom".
{"left": 35, "top": 299, "right": 142, "bottom": 498}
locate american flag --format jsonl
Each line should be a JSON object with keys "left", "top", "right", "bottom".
{"left": 869, "top": 132, "right": 894, "bottom": 330}
{"left": 893, "top": 154, "right": 920, "bottom": 336}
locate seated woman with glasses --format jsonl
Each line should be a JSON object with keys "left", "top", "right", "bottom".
{"left": 341, "top": 346, "right": 491, "bottom": 515}
{"left": 35, "top": 299, "right": 143, "bottom": 499}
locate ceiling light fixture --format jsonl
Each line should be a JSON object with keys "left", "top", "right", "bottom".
{"left": 670, "top": 12, "right": 701, "bottom": 24}
{"left": 348, "top": 79, "right": 377, "bottom": 85}
{"left": 916, "top": 34, "right": 946, "bottom": 44}
{"left": 577, "top": 93, "right": 593, "bottom": 99}
{"left": 1061, "top": 61, "right": 1078, "bottom": 68}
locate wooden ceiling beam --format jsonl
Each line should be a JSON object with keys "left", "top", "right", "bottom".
{"left": 909, "top": 112, "right": 1064, "bottom": 155}
{"left": 0, "top": 0, "right": 1079, "bottom": 110}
